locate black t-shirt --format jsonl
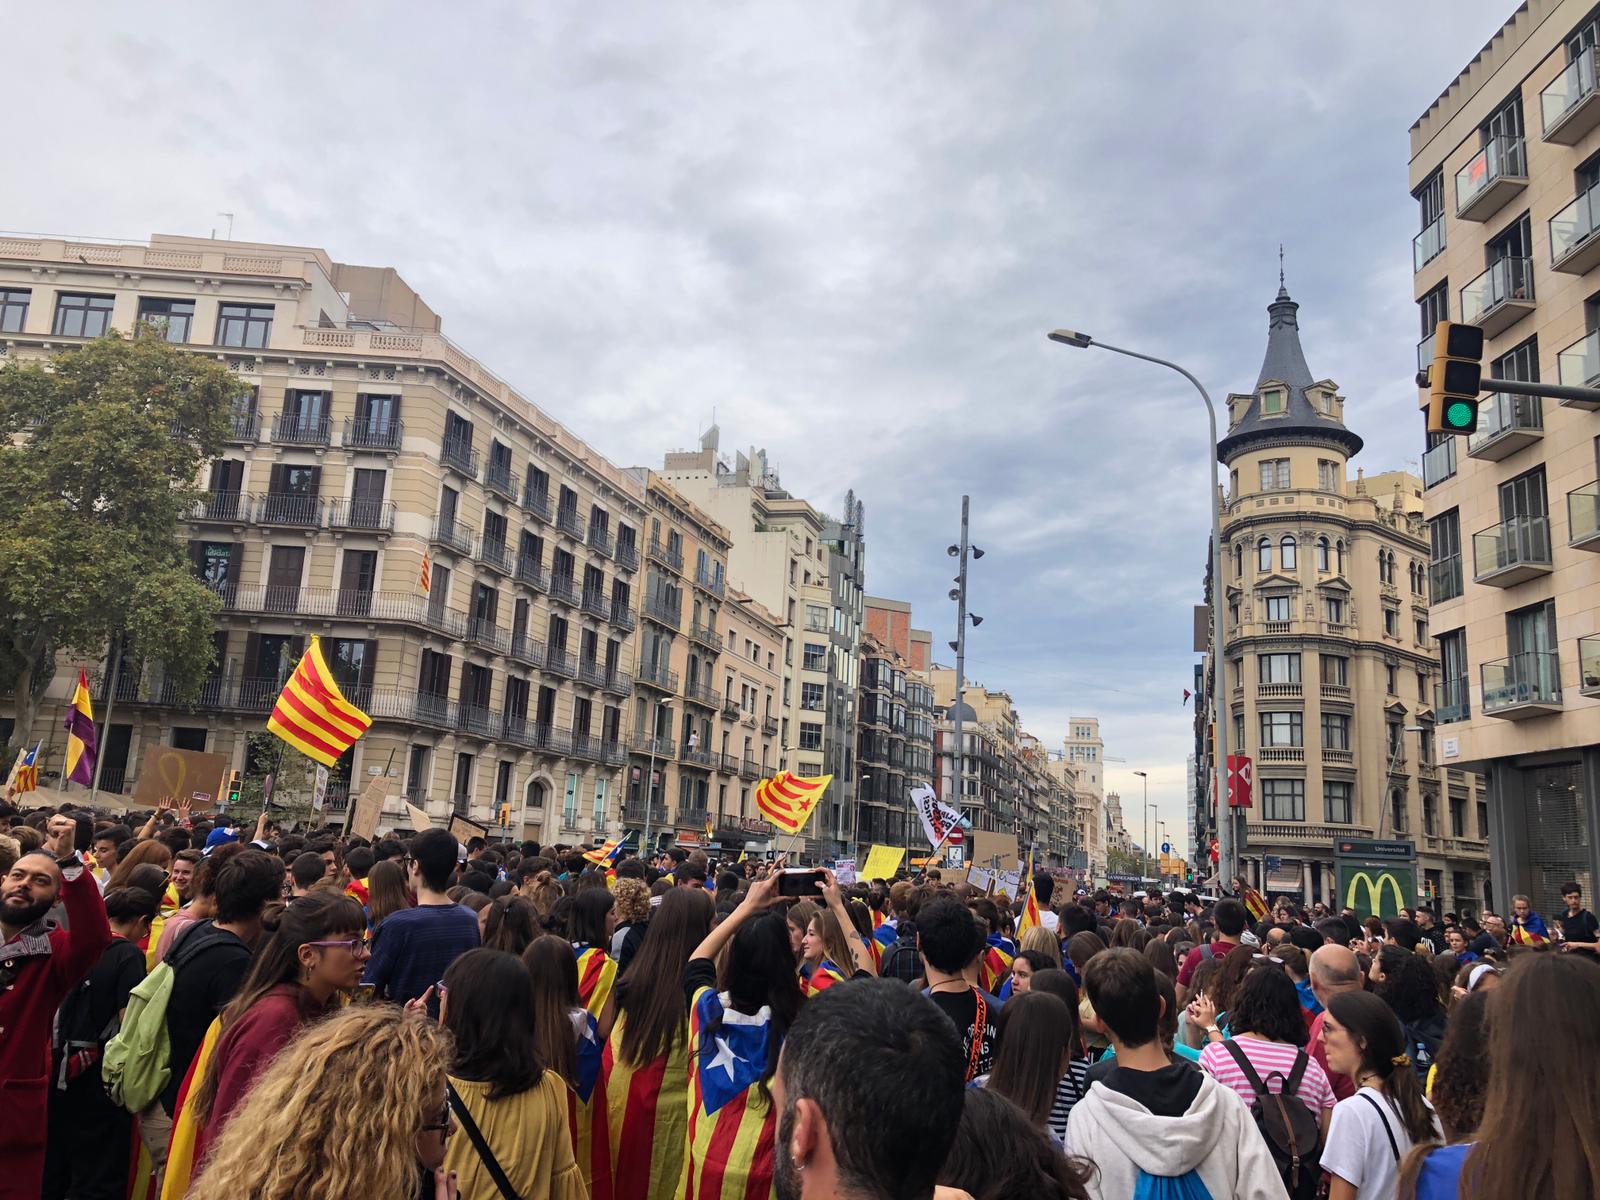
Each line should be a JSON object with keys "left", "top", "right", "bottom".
{"left": 1559, "top": 908, "right": 1600, "bottom": 944}
{"left": 161, "top": 922, "right": 252, "bottom": 1113}
{"left": 56, "top": 935, "right": 145, "bottom": 1054}
{"left": 927, "top": 987, "right": 1002, "bottom": 1079}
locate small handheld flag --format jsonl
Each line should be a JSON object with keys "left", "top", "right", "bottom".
{"left": 754, "top": 771, "right": 830, "bottom": 835}
{"left": 13, "top": 740, "right": 43, "bottom": 794}
{"left": 1016, "top": 847, "right": 1041, "bottom": 936}
{"left": 266, "top": 635, "right": 373, "bottom": 767}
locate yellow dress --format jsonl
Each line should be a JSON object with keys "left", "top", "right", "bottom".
{"left": 444, "top": 1072, "right": 588, "bottom": 1200}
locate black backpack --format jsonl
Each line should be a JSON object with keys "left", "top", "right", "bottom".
{"left": 880, "top": 938, "right": 922, "bottom": 983}
{"left": 1221, "top": 1040, "right": 1324, "bottom": 1200}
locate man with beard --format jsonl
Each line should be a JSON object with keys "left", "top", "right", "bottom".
{"left": 0, "top": 813, "right": 111, "bottom": 1198}
{"left": 771, "top": 979, "right": 964, "bottom": 1200}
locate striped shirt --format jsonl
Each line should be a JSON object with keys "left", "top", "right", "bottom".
{"left": 1047, "top": 1058, "right": 1091, "bottom": 1144}
{"left": 1199, "top": 1035, "right": 1336, "bottom": 1116}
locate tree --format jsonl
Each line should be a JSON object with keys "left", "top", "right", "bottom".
{"left": 0, "top": 329, "right": 242, "bottom": 757}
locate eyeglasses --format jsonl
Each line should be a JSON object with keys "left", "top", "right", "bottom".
{"left": 306, "top": 938, "right": 370, "bottom": 956}
{"left": 419, "top": 1097, "right": 454, "bottom": 1135}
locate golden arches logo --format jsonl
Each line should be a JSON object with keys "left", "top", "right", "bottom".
{"left": 1345, "top": 870, "right": 1407, "bottom": 916}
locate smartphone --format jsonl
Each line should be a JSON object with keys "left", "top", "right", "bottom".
{"left": 777, "top": 868, "right": 825, "bottom": 898}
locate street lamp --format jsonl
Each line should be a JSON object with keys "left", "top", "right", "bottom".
{"left": 1378, "top": 724, "right": 1429, "bottom": 840}
{"left": 641, "top": 697, "right": 675, "bottom": 858}
{"left": 1049, "top": 329, "right": 1233, "bottom": 886}
{"left": 1133, "top": 769, "right": 1154, "bottom": 883}
{"left": 947, "top": 496, "right": 983, "bottom": 861}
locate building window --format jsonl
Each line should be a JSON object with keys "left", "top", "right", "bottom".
{"left": 1280, "top": 536, "right": 1297, "bottom": 570}
{"left": 802, "top": 643, "right": 827, "bottom": 672}
{"left": 1320, "top": 654, "right": 1348, "bottom": 686}
{"left": 1263, "top": 595, "right": 1292, "bottom": 622}
{"left": 1262, "top": 779, "right": 1305, "bottom": 822}
{"left": 1429, "top": 509, "right": 1462, "bottom": 602}
{"left": 1415, "top": 618, "right": 1428, "bottom": 645}
{"left": 215, "top": 303, "right": 274, "bottom": 348}
{"left": 1386, "top": 665, "right": 1398, "bottom": 695}
{"left": 1419, "top": 281, "right": 1448, "bottom": 341}
{"left": 1317, "top": 460, "right": 1341, "bottom": 492}
{"left": 1316, "top": 537, "right": 1330, "bottom": 572}
{"left": 1324, "top": 596, "right": 1345, "bottom": 624}
{"left": 799, "top": 722, "right": 823, "bottom": 751}
{"left": 1423, "top": 795, "right": 1438, "bottom": 836}
{"left": 1259, "top": 654, "right": 1301, "bottom": 684}
{"left": 1450, "top": 796, "right": 1467, "bottom": 837}
{"left": 1257, "top": 538, "right": 1272, "bottom": 572}
{"left": 1259, "top": 711, "right": 1303, "bottom": 747}
{"left": 801, "top": 681, "right": 825, "bottom": 711}
{"left": 1259, "top": 459, "right": 1290, "bottom": 490}
{"left": 136, "top": 297, "right": 194, "bottom": 342}
{"left": 1324, "top": 781, "right": 1354, "bottom": 825}
{"left": 52, "top": 293, "right": 115, "bottom": 337}
{"left": 0, "top": 288, "right": 30, "bottom": 332}
{"left": 593, "top": 778, "right": 608, "bottom": 828}
{"left": 1384, "top": 608, "right": 1399, "bottom": 637}
{"left": 1261, "top": 389, "right": 1286, "bottom": 416}
{"left": 1392, "top": 790, "right": 1408, "bottom": 833}
{"left": 1321, "top": 713, "right": 1350, "bottom": 750}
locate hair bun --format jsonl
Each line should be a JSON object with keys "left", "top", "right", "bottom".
{"left": 1391, "top": 1053, "right": 1411, "bottom": 1068}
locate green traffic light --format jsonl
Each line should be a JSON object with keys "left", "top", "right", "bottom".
{"left": 1445, "top": 400, "right": 1476, "bottom": 429}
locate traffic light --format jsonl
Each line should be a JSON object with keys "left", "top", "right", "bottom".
{"left": 1427, "top": 321, "right": 1484, "bottom": 435}
{"left": 498, "top": 802, "right": 511, "bottom": 828}
{"left": 225, "top": 769, "right": 242, "bottom": 808}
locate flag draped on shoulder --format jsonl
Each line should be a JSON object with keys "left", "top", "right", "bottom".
{"left": 801, "top": 959, "right": 848, "bottom": 996}
{"left": 266, "top": 635, "right": 372, "bottom": 767}
{"left": 682, "top": 985, "right": 778, "bottom": 1200}
{"left": 602, "top": 1015, "right": 692, "bottom": 1200}
{"left": 566, "top": 1008, "right": 613, "bottom": 1200}
{"left": 64, "top": 668, "right": 97, "bottom": 786}
{"left": 978, "top": 934, "right": 1015, "bottom": 994}
{"left": 575, "top": 944, "right": 617, "bottom": 1020}
{"left": 1511, "top": 911, "right": 1550, "bottom": 945}
{"left": 755, "top": 770, "right": 830, "bottom": 834}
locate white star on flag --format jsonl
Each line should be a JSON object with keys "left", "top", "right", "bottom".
{"left": 709, "top": 1035, "right": 745, "bottom": 1081}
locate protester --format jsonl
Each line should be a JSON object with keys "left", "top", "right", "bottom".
{"left": 799, "top": 895, "right": 859, "bottom": 993}
{"left": 610, "top": 876, "right": 651, "bottom": 972}
{"left": 1425, "top": 989, "right": 1488, "bottom": 1141}
{"left": 1558, "top": 881, "right": 1599, "bottom": 953}
{"left": 151, "top": 843, "right": 239, "bottom": 964}
{"left": 1001, "top": 947, "right": 1054, "bottom": 997}
{"left": 522, "top": 935, "right": 611, "bottom": 1197}
{"left": 1398, "top": 953, "right": 1600, "bottom": 1200}
{"left": 937, "top": 1088, "right": 1091, "bottom": 1200}
{"left": 364, "top": 828, "right": 479, "bottom": 1015}
{"left": 1507, "top": 894, "right": 1550, "bottom": 946}
{"left": 918, "top": 895, "right": 1005, "bottom": 1081}
{"left": 187, "top": 1005, "right": 457, "bottom": 1200}
{"left": 1307, "top": 944, "right": 1364, "bottom": 1101}
{"left": 481, "top": 894, "right": 538, "bottom": 956}
{"left": 1065, "top": 948, "right": 1288, "bottom": 1199}
{"left": 1375, "top": 952, "right": 1447, "bottom": 1080}
{"left": 1025, "top": 967, "right": 1093, "bottom": 1141}
{"left": 1318, "top": 990, "right": 1441, "bottom": 1200}
{"left": 785, "top": 898, "right": 819, "bottom": 963}
{"left": 981, "top": 991, "right": 1078, "bottom": 1140}
{"left": 42, "top": 884, "right": 154, "bottom": 1200}
{"left": 602, "top": 886, "right": 714, "bottom": 1200}
{"left": 569, "top": 886, "right": 618, "bottom": 1017}
{"left": 1176, "top": 898, "right": 1251, "bottom": 1003}
{"left": 367, "top": 856, "right": 414, "bottom": 931}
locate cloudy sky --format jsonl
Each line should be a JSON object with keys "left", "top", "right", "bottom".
{"left": 11, "top": 1, "right": 1513, "bottom": 852}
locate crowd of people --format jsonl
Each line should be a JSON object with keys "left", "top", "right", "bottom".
{"left": 2, "top": 797, "right": 1598, "bottom": 1200}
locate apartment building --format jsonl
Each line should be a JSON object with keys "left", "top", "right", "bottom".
{"left": 711, "top": 589, "right": 786, "bottom": 852}
{"left": 1019, "top": 731, "right": 1077, "bottom": 867}
{"left": 1216, "top": 282, "right": 1488, "bottom": 912}
{"left": 0, "top": 233, "right": 645, "bottom": 840}
{"left": 1408, "top": 0, "right": 1600, "bottom": 910}
{"left": 1064, "top": 717, "right": 1109, "bottom": 882}
{"left": 860, "top": 597, "right": 937, "bottom": 850}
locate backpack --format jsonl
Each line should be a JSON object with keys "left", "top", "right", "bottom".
{"left": 101, "top": 920, "right": 222, "bottom": 1112}
{"left": 1220, "top": 1040, "right": 1323, "bottom": 1200}
{"left": 1133, "top": 1169, "right": 1215, "bottom": 1200}
{"left": 1402, "top": 1013, "right": 1445, "bottom": 1080}
{"left": 880, "top": 938, "right": 922, "bottom": 983}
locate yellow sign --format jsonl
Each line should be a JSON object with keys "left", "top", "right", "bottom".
{"left": 861, "top": 844, "right": 906, "bottom": 881}
{"left": 1345, "top": 870, "right": 1407, "bottom": 917}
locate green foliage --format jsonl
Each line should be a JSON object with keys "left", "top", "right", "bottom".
{"left": 0, "top": 330, "right": 245, "bottom": 751}
{"left": 234, "top": 732, "right": 322, "bottom": 828}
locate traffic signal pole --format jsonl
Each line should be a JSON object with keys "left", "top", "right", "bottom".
{"left": 1479, "top": 377, "right": 1600, "bottom": 405}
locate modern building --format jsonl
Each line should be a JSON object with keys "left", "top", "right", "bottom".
{"left": 1211, "top": 281, "right": 1489, "bottom": 911}
{"left": 861, "top": 596, "right": 937, "bottom": 852}
{"left": 1064, "top": 717, "right": 1109, "bottom": 882}
{"left": 1409, "top": 0, "right": 1600, "bottom": 910}
{"left": 0, "top": 233, "right": 647, "bottom": 841}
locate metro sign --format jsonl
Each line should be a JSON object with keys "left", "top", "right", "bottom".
{"left": 1227, "top": 754, "right": 1253, "bottom": 808}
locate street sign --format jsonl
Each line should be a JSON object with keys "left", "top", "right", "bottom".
{"left": 1264, "top": 854, "right": 1281, "bottom": 872}
{"left": 1161, "top": 842, "right": 1171, "bottom": 854}
{"left": 1333, "top": 838, "right": 1414, "bottom": 861}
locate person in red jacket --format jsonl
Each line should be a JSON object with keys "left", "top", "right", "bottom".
{"left": 0, "top": 813, "right": 112, "bottom": 1200}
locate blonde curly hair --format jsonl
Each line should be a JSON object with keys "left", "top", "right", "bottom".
{"left": 188, "top": 1004, "right": 452, "bottom": 1200}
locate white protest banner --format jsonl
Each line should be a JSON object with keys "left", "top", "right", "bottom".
{"left": 833, "top": 857, "right": 857, "bottom": 885}
{"left": 912, "top": 785, "right": 967, "bottom": 849}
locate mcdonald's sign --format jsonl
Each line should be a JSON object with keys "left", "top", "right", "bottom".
{"left": 1339, "top": 867, "right": 1411, "bottom": 920}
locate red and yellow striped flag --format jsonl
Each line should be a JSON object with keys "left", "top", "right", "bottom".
{"left": 266, "top": 635, "right": 372, "bottom": 767}
{"left": 1239, "top": 883, "right": 1270, "bottom": 924}
{"left": 754, "top": 771, "right": 830, "bottom": 835}
{"left": 681, "top": 984, "right": 779, "bottom": 1200}
{"left": 420, "top": 551, "right": 432, "bottom": 594}
{"left": 577, "top": 944, "right": 617, "bottom": 1020}
{"left": 602, "top": 1016, "right": 692, "bottom": 1200}
{"left": 1016, "top": 848, "right": 1042, "bottom": 937}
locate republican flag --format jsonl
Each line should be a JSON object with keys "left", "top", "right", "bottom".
{"left": 266, "top": 635, "right": 372, "bottom": 767}
{"left": 601, "top": 1018, "right": 692, "bottom": 1200}
{"left": 63, "top": 668, "right": 97, "bottom": 786}
{"left": 1511, "top": 911, "right": 1551, "bottom": 946}
{"left": 576, "top": 944, "right": 617, "bottom": 1020}
{"left": 683, "top": 983, "right": 780, "bottom": 1200}
{"left": 1016, "top": 848, "right": 1042, "bottom": 937}
{"left": 755, "top": 771, "right": 830, "bottom": 834}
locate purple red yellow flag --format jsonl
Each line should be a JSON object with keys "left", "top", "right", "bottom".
{"left": 266, "top": 635, "right": 372, "bottom": 767}
{"left": 754, "top": 770, "right": 830, "bottom": 835}
{"left": 602, "top": 1016, "right": 692, "bottom": 1200}
{"left": 681, "top": 985, "right": 779, "bottom": 1200}
{"left": 64, "top": 668, "right": 97, "bottom": 786}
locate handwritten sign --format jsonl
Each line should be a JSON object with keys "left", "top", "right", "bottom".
{"left": 349, "top": 777, "right": 388, "bottom": 841}
{"left": 449, "top": 814, "right": 486, "bottom": 844}
{"left": 404, "top": 802, "right": 433, "bottom": 832}
{"left": 132, "top": 747, "right": 228, "bottom": 811}
{"left": 860, "top": 845, "right": 905, "bottom": 881}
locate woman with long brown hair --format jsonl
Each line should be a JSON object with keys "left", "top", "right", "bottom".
{"left": 1427, "top": 988, "right": 1489, "bottom": 1140}
{"left": 523, "top": 935, "right": 610, "bottom": 1200}
{"left": 599, "top": 885, "right": 713, "bottom": 1200}
{"left": 366, "top": 858, "right": 412, "bottom": 931}
{"left": 481, "top": 894, "right": 537, "bottom": 956}
{"left": 982, "top": 991, "right": 1078, "bottom": 1139}
{"left": 1399, "top": 952, "right": 1600, "bottom": 1200}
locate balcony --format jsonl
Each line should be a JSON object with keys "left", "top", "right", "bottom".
{"left": 588, "top": 527, "right": 613, "bottom": 557}
{"left": 630, "top": 734, "right": 675, "bottom": 759}
{"left": 1460, "top": 257, "right": 1534, "bottom": 337}
{"left": 615, "top": 541, "right": 640, "bottom": 572}
{"left": 440, "top": 435, "right": 479, "bottom": 478}
{"left": 1413, "top": 214, "right": 1446, "bottom": 270}
{"left": 637, "top": 661, "right": 678, "bottom": 692}
{"left": 343, "top": 418, "right": 404, "bottom": 452}
{"left": 611, "top": 604, "right": 637, "bottom": 633}
{"left": 1435, "top": 676, "right": 1471, "bottom": 724}
{"left": 694, "top": 566, "right": 725, "bottom": 597}
{"left": 722, "top": 697, "right": 741, "bottom": 720}
{"left": 499, "top": 714, "right": 543, "bottom": 749}
{"left": 682, "top": 678, "right": 721, "bottom": 709}
{"left": 603, "top": 669, "right": 633, "bottom": 698}
{"left": 603, "top": 740, "right": 628, "bottom": 767}
{"left": 547, "top": 574, "right": 578, "bottom": 606}
{"left": 1323, "top": 748, "right": 1353, "bottom": 767}
{"left": 1256, "top": 823, "right": 1374, "bottom": 844}
{"left": 467, "top": 617, "right": 508, "bottom": 654}
{"left": 1422, "top": 437, "right": 1458, "bottom": 489}
{"left": 719, "top": 752, "right": 741, "bottom": 775}
{"left": 680, "top": 743, "right": 714, "bottom": 768}
{"left": 226, "top": 412, "right": 261, "bottom": 443}
{"left": 271, "top": 412, "right": 332, "bottom": 447}
{"left": 509, "top": 635, "right": 545, "bottom": 670}
{"left": 1541, "top": 46, "right": 1600, "bottom": 144}
{"left": 741, "top": 758, "right": 762, "bottom": 781}
{"left": 430, "top": 516, "right": 475, "bottom": 557}
{"left": 677, "top": 806, "right": 710, "bottom": 831}
{"left": 1256, "top": 682, "right": 1301, "bottom": 699}
{"left": 522, "top": 487, "right": 552, "bottom": 523}
{"left": 327, "top": 498, "right": 395, "bottom": 532}
{"left": 555, "top": 506, "right": 584, "bottom": 540}
{"left": 455, "top": 703, "right": 496, "bottom": 739}
{"left": 1262, "top": 620, "right": 1291, "bottom": 635}
{"left": 1430, "top": 553, "right": 1463, "bottom": 603}
{"left": 479, "top": 538, "right": 512, "bottom": 574}
{"left": 1472, "top": 515, "right": 1552, "bottom": 586}
{"left": 255, "top": 492, "right": 323, "bottom": 527}
{"left": 1579, "top": 635, "right": 1600, "bottom": 696}
{"left": 763, "top": 714, "right": 779, "bottom": 736}
{"left": 1568, "top": 482, "right": 1600, "bottom": 551}
{"left": 1453, "top": 134, "right": 1527, "bottom": 221}
{"left": 570, "top": 733, "right": 605, "bottom": 763}
{"left": 1467, "top": 394, "right": 1543, "bottom": 461}
{"left": 644, "top": 594, "right": 681, "bottom": 628}
{"left": 576, "top": 658, "right": 607, "bottom": 689}
{"left": 1257, "top": 746, "right": 1305, "bottom": 764}
{"left": 688, "top": 619, "right": 721, "bottom": 651}
{"left": 581, "top": 590, "right": 610, "bottom": 621}
{"left": 484, "top": 461, "right": 516, "bottom": 502}
{"left": 515, "top": 556, "right": 548, "bottom": 592}
{"left": 545, "top": 647, "right": 576, "bottom": 679}
{"left": 1557, "top": 329, "right": 1600, "bottom": 409}
{"left": 647, "top": 538, "right": 684, "bottom": 573}
{"left": 622, "top": 800, "right": 669, "bottom": 825}
{"left": 1320, "top": 682, "right": 1351, "bottom": 701}
{"left": 1551, "top": 182, "right": 1600, "bottom": 276}
{"left": 1482, "top": 651, "right": 1562, "bottom": 718}
{"left": 191, "top": 490, "right": 248, "bottom": 523}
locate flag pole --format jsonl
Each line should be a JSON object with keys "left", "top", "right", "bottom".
{"left": 88, "top": 632, "right": 124, "bottom": 806}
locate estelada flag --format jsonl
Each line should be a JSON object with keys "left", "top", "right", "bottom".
{"left": 266, "top": 635, "right": 372, "bottom": 767}
{"left": 754, "top": 770, "right": 830, "bottom": 834}
{"left": 1016, "top": 847, "right": 1042, "bottom": 936}
{"left": 683, "top": 981, "right": 780, "bottom": 1199}
{"left": 1511, "top": 912, "right": 1551, "bottom": 945}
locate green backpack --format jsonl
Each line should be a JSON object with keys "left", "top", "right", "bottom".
{"left": 100, "top": 958, "right": 176, "bottom": 1112}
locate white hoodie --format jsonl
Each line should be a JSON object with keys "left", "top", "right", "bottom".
{"left": 1064, "top": 1072, "right": 1289, "bottom": 1200}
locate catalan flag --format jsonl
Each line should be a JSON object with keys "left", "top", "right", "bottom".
{"left": 1239, "top": 882, "right": 1270, "bottom": 924}
{"left": 754, "top": 770, "right": 831, "bottom": 835}
{"left": 1017, "top": 848, "right": 1042, "bottom": 937}
{"left": 266, "top": 635, "right": 372, "bottom": 767}
{"left": 158, "top": 1016, "right": 222, "bottom": 1200}
{"left": 63, "top": 667, "right": 97, "bottom": 786}
{"left": 978, "top": 933, "right": 1015, "bottom": 994}
{"left": 602, "top": 1015, "right": 692, "bottom": 1200}
{"left": 801, "top": 959, "right": 848, "bottom": 996}
{"left": 1511, "top": 911, "right": 1551, "bottom": 946}
{"left": 585, "top": 837, "right": 625, "bottom": 867}
{"left": 681, "top": 984, "right": 779, "bottom": 1200}
{"left": 566, "top": 1008, "right": 613, "bottom": 1200}
{"left": 420, "top": 550, "right": 432, "bottom": 594}
{"left": 576, "top": 944, "right": 618, "bottom": 1020}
